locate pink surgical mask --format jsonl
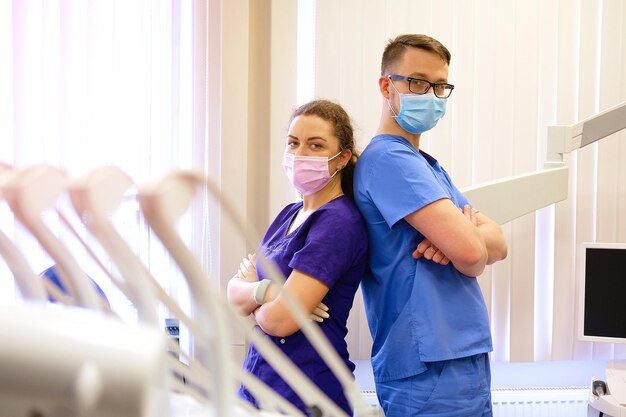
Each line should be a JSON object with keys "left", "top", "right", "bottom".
{"left": 282, "top": 151, "right": 342, "bottom": 195}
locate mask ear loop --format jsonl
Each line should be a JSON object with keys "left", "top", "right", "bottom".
{"left": 330, "top": 150, "right": 346, "bottom": 176}
{"left": 328, "top": 151, "right": 343, "bottom": 161}
{"left": 386, "top": 76, "right": 401, "bottom": 117}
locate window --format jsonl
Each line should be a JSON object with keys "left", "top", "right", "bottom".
{"left": 0, "top": 1, "right": 211, "bottom": 358}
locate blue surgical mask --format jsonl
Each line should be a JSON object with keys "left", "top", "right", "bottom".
{"left": 388, "top": 81, "right": 446, "bottom": 134}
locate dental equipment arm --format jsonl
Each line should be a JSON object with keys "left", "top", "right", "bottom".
{"left": 69, "top": 167, "right": 158, "bottom": 325}
{"left": 156, "top": 170, "right": 374, "bottom": 417}
{"left": 0, "top": 165, "right": 47, "bottom": 301}
{"left": 138, "top": 170, "right": 354, "bottom": 417}
{"left": 547, "top": 101, "right": 626, "bottom": 161}
{"left": 138, "top": 171, "right": 237, "bottom": 417}
{"left": 67, "top": 166, "right": 218, "bottom": 402}
{"left": 462, "top": 101, "right": 626, "bottom": 225}
{"left": 2, "top": 165, "right": 103, "bottom": 309}
{"left": 208, "top": 176, "right": 375, "bottom": 417}
{"left": 461, "top": 167, "right": 569, "bottom": 226}
{"left": 68, "top": 166, "right": 294, "bottom": 415}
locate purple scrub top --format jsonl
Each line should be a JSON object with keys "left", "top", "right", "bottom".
{"left": 238, "top": 196, "right": 368, "bottom": 415}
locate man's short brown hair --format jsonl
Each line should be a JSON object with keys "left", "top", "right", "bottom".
{"left": 381, "top": 34, "right": 451, "bottom": 75}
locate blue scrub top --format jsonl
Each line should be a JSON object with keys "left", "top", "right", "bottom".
{"left": 354, "top": 134, "right": 492, "bottom": 383}
{"left": 238, "top": 196, "right": 368, "bottom": 415}
{"left": 41, "top": 265, "right": 109, "bottom": 304}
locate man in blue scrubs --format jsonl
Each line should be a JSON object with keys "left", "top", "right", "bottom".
{"left": 354, "top": 34, "right": 508, "bottom": 416}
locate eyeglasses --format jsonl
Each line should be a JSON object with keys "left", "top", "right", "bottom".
{"left": 387, "top": 75, "right": 455, "bottom": 99}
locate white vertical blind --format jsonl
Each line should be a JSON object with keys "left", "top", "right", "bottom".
{"left": 306, "top": 0, "right": 626, "bottom": 363}
{"left": 268, "top": 0, "right": 299, "bottom": 219}
{"left": 297, "top": 0, "right": 315, "bottom": 105}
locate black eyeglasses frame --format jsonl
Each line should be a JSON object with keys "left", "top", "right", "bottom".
{"left": 387, "top": 74, "right": 455, "bottom": 99}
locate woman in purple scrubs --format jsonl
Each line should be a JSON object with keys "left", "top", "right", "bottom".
{"left": 227, "top": 99, "right": 368, "bottom": 416}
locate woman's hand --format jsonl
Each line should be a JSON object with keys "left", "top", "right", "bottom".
{"left": 310, "top": 302, "right": 330, "bottom": 323}
{"left": 237, "top": 253, "right": 258, "bottom": 282}
{"left": 227, "top": 253, "right": 262, "bottom": 316}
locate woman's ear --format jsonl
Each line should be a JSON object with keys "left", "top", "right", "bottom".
{"left": 339, "top": 149, "right": 353, "bottom": 169}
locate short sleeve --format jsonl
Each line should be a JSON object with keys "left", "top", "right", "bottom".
{"left": 288, "top": 201, "right": 366, "bottom": 288}
{"left": 365, "top": 142, "right": 449, "bottom": 228}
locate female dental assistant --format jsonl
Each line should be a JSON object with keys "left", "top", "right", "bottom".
{"left": 227, "top": 99, "right": 368, "bottom": 416}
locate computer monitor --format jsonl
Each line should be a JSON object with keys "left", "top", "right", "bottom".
{"left": 577, "top": 242, "right": 626, "bottom": 344}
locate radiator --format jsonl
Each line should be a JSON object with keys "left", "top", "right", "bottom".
{"left": 361, "top": 387, "right": 590, "bottom": 417}
{"left": 491, "top": 387, "right": 590, "bottom": 417}
{"left": 360, "top": 390, "right": 385, "bottom": 416}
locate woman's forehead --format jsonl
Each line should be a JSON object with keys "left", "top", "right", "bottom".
{"left": 288, "top": 115, "right": 338, "bottom": 142}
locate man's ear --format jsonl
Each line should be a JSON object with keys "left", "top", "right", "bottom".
{"left": 379, "top": 76, "right": 391, "bottom": 99}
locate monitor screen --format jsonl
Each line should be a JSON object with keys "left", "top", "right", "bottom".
{"left": 578, "top": 242, "right": 626, "bottom": 344}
